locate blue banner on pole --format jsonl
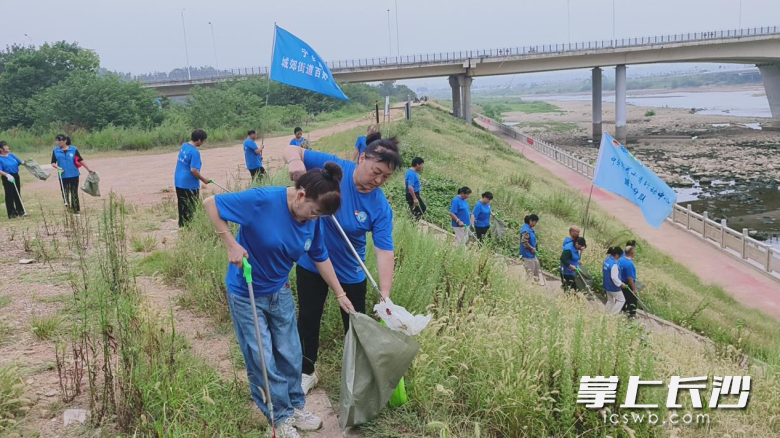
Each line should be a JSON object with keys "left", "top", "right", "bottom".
{"left": 270, "top": 26, "right": 349, "bottom": 101}
{"left": 593, "top": 132, "right": 677, "bottom": 228}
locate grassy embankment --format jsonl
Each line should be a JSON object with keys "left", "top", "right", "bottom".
{"left": 143, "top": 105, "right": 779, "bottom": 436}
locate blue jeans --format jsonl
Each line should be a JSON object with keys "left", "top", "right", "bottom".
{"left": 227, "top": 284, "right": 305, "bottom": 423}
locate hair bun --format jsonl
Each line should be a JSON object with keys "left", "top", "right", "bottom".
{"left": 322, "top": 162, "right": 343, "bottom": 184}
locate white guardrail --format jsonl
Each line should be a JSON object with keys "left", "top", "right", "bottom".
{"left": 476, "top": 114, "right": 780, "bottom": 281}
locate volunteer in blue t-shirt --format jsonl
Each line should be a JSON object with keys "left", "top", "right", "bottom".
{"left": 405, "top": 157, "right": 426, "bottom": 219}
{"left": 290, "top": 127, "right": 308, "bottom": 148}
{"left": 283, "top": 137, "right": 401, "bottom": 395}
{"left": 619, "top": 244, "right": 639, "bottom": 318}
{"left": 603, "top": 246, "right": 627, "bottom": 315}
{"left": 520, "top": 214, "right": 541, "bottom": 281}
{"left": 471, "top": 191, "right": 493, "bottom": 241}
{"left": 203, "top": 164, "right": 348, "bottom": 435}
{"left": 560, "top": 237, "right": 587, "bottom": 291}
{"left": 243, "top": 130, "right": 264, "bottom": 181}
{"left": 174, "top": 129, "right": 211, "bottom": 228}
{"left": 351, "top": 125, "right": 380, "bottom": 161}
{"left": 562, "top": 225, "right": 581, "bottom": 250}
{"left": 0, "top": 141, "right": 26, "bottom": 218}
{"left": 51, "top": 135, "right": 93, "bottom": 214}
{"left": 449, "top": 187, "right": 472, "bottom": 245}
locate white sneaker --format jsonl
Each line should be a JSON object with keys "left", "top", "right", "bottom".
{"left": 275, "top": 418, "right": 301, "bottom": 438}
{"left": 293, "top": 408, "right": 323, "bottom": 431}
{"left": 301, "top": 372, "right": 318, "bottom": 395}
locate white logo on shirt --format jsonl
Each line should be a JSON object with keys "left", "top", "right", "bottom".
{"left": 304, "top": 239, "right": 312, "bottom": 251}
{"left": 355, "top": 210, "right": 367, "bottom": 223}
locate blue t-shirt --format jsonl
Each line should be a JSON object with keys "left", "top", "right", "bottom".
{"left": 297, "top": 151, "right": 394, "bottom": 284}
{"left": 472, "top": 201, "right": 491, "bottom": 228}
{"left": 355, "top": 136, "right": 367, "bottom": 157}
{"left": 216, "top": 187, "right": 329, "bottom": 296}
{"left": 404, "top": 169, "right": 420, "bottom": 194}
{"left": 174, "top": 143, "right": 203, "bottom": 190}
{"left": 52, "top": 146, "right": 80, "bottom": 179}
{"left": 290, "top": 137, "right": 306, "bottom": 147}
{"left": 243, "top": 138, "right": 262, "bottom": 170}
{"left": 0, "top": 154, "right": 23, "bottom": 175}
{"left": 450, "top": 196, "right": 471, "bottom": 227}
{"left": 618, "top": 257, "right": 637, "bottom": 284}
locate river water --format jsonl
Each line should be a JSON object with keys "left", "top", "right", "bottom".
{"left": 524, "top": 90, "right": 772, "bottom": 118}
{"left": 523, "top": 89, "right": 779, "bottom": 248}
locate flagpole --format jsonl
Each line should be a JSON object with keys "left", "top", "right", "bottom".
{"left": 262, "top": 23, "right": 277, "bottom": 149}
{"left": 581, "top": 183, "right": 596, "bottom": 238}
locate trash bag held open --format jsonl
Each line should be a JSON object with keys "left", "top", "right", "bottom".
{"left": 339, "top": 313, "right": 419, "bottom": 429}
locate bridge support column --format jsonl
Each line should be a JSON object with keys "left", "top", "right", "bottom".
{"left": 458, "top": 75, "right": 473, "bottom": 122}
{"left": 615, "top": 64, "right": 627, "bottom": 144}
{"left": 592, "top": 67, "right": 603, "bottom": 144}
{"left": 448, "top": 75, "right": 462, "bottom": 119}
{"left": 758, "top": 63, "right": 780, "bottom": 122}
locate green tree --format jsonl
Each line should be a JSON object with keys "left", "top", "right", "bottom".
{"left": 27, "top": 72, "right": 162, "bottom": 130}
{"left": 0, "top": 41, "right": 100, "bottom": 128}
{"left": 186, "top": 84, "right": 264, "bottom": 129}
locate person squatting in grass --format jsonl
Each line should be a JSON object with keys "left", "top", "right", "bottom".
{"left": 174, "top": 129, "right": 211, "bottom": 228}
{"left": 290, "top": 127, "right": 308, "bottom": 148}
{"left": 244, "top": 129, "right": 265, "bottom": 181}
{"left": 352, "top": 125, "right": 381, "bottom": 162}
{"left": 520, "top": 214, "right": 542, "bottom": 281}
{"left": 560, "top": 236, "right": 587, "bottom": 291}
{"left": 603, "top": 246, "right": 628, "bottom": 314}
{"left": 620, "top": 243, "right": 639, "bottom": 318}
{"left": 449, "top": 186, "right": 472, "bottom": 245}
{"left": 51, "top": 134, "right": 94, "bottom": 215}
{"left": 405, "top": 156, "right": 425, "bottom": 219}
{"left": 203, "top": 163, "right": 349, "bottom": 438}
{"left": 0, "top": 141, "right": 25, "bottom": 219}
{"left": 283, "top": 137, "right": 401, "bottom": 395}
{"left": 471, "top": 191, "right": 493, "bottom": 242}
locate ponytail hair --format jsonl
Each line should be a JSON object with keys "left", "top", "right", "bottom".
{"left": 295, "top": 161, "right": 343, "bottom": 215}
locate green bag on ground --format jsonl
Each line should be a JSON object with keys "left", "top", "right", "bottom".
{"left": 339, "top": 313, "right": 419, "bottom": 429}
{"left": 81, "top": 171, "right": 101, "bottom": 197}
{"left": 23, "top": 159, "right": 51, "bottom": 181}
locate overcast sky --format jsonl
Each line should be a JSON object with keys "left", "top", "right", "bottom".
{"left": 2, "top": 0, "right": 778, "bottom": 88}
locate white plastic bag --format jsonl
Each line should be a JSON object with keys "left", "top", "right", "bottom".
{"left": 373, "top": 298, "right": 431, "bottom": 336}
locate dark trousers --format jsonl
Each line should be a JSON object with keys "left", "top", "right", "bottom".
{"left": 249, "top": 167, "right": 265, "bottom": 181}
{"left": 405, "top": 192, "right": 426, "bottom": 219}
{"left": 60, "top": 176, "right": 80, "bottom": 213}
{"left": 622, "top": 287, "right": 638, "bottom": 317}
{"left": 296, "top": 265, "right": 367, "bottom": 375}
{"left": 2, "top": 174, "right": 23, "bottom": 218}
{"left": 474, "top": 226, "right": 490, "bottom": 241}
{"left": 176, "top": 188, "right": 200, "bottom": 227}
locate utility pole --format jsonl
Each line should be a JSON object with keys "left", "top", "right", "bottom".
{"left": 395, "top": 0, "right": 401, "bottom": 56}
{"left": 567, "top": 0, "right": 571, "bottom": 44}
{"left": 387, "top": 9, "right": 392, "bottom": 57}
{"left": 612, "top": 0, "right": 616, "bottom": 42}
{"left": 209, "top": 21, "right": 220, "bottom": 77}
{"left": 181, "top": 9, "right": 192, "bottom": 80}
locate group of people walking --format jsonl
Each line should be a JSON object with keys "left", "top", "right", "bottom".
{"left": 0, "top": 135, "right": 96, "bottom": 219}
{"left": 175, "top": 125, "right": 401, "bottom": 438}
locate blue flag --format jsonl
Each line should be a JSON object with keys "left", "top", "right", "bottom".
{"left": 270, "top": 26, "right": 349, "bottom": 101}
{"left": 593, "top": 133, "right": 677, "bottom": 228}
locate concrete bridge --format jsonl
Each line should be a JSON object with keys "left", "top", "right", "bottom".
{"left": 141, "top": 26, "right": 780, "bottom": 143}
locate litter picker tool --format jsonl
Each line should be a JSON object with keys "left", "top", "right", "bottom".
{"left": 575, "top": 267, "right": 600, "bottom": 302}
{"left": 57, "top": 169, "right": 68, "bottom": 207}
{"left": 466, "top": 225, "right": 482, "bottom": 246}
{"left": 10, "top": 179, "right": 28, "bottom": 217}
{"left": 209, "top": 180, "right": 229, "bottom": 193}
{"left": 330, "top": 216, "right": 383, "bottom": 301}
{"left": 241, "top": 258, "right": 276, "bottom": 438}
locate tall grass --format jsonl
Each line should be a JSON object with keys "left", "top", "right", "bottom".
{"left": 0, "top": 366, "right": 28, "bottom": 433}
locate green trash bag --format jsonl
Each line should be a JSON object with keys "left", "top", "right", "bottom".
{"left": 379, "top": 320, "right": 409, "bottom": 407}
{"left": 339, "top": 313, "right": 419, "bottom": 429}
{"left": 80, "top": 171, "right": 101, "bottom": 197}
{"left": 23, "top": 159, "right": 51, "bottom": 181}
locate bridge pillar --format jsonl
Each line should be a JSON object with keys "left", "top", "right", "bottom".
{"left": 615, "top": 64, "right": 627, "bottom": 144}
{"left": 592, "top": 67, "right": 603, "bottom": 144}
{"left": 458, "top": 75, "right": 473, "bottom": 122}
{"left": 448, "top": 75, "right": 462, "bottom": 119}
{"left": 758, "top": 63, "right": 780, "bottom": 122}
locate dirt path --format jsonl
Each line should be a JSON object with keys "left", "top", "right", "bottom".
{"left": 21, "top": 116, "right": 376, "bottom": 207}
{"left": 477, "top": 119, "right": 780, "bottom": 320}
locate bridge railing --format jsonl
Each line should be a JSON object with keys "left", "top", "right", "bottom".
{"left": 136, "top": 25, "right": 780, "bottom": 84}
{"left": 476, "top": 113, "right": 780, "bottom": 281}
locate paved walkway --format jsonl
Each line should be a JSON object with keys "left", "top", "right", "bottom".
{"left": 477, "top": 120, "right": 780, "bottom": 320}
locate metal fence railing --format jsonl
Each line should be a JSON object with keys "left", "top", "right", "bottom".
{"left": 476, "top": 114, "right": 780, "bottom": 281}
{"left": 136, "top": 25, "right": 780, "bottom": 85}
